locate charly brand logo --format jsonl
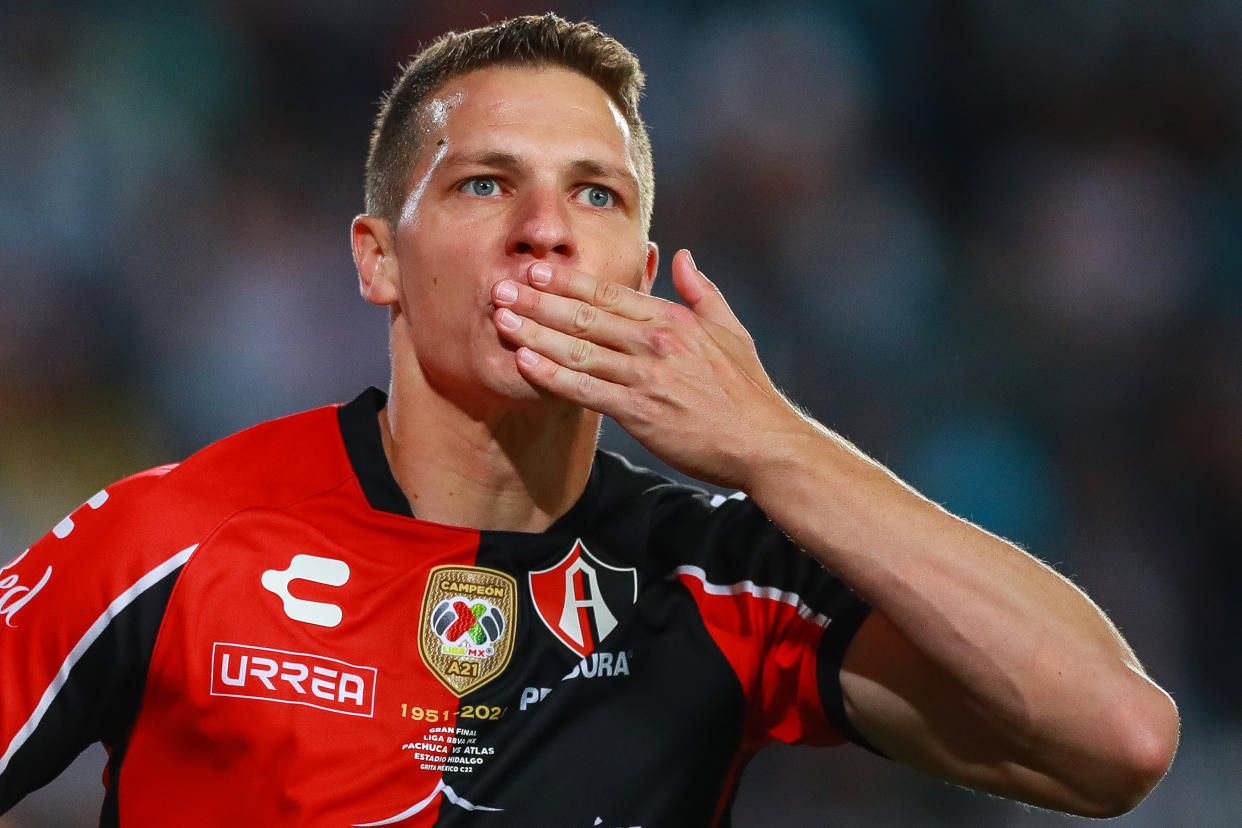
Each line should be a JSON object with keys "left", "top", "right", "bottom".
{"left": 261, "top": 554, "right": 350, "bottom": 627}
{"left": 529, "top": 540, "right": 637, "bottom": 659}
{"left": 418, "top": 565, "right": 518, "bottom": 697}
{"left": 210, "top": 642, "right": 377, "bottom": 717}
{"left": 0, "top": 550, "right": 52, "bottom": 629}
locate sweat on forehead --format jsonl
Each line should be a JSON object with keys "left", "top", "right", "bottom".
{"left": 403, "top": 67, "right": 640, "bottom": 198}
{"left": 364, "top": 14, "right": 654, "bottom": 232}
{"left": 422, "top": 91, "right": 465, "bottom": 133}
{"left": 416, "top": 67, "right": 631, "bottom": 140}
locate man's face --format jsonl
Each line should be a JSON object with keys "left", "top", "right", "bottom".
{"left": 379, "top": 65, "right": 656, "bottom": 406}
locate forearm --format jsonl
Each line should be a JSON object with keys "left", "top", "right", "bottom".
{"left": 750, "top": 417, "right": 1128, "bottom": 680}
{"left": 491, "top": 249, "right": 1179, "bottom": 812}
{"left": 745, "top": 415, "right": 1179, "bottom": 810}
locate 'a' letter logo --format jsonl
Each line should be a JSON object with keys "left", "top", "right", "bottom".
{"left": 528, "top": 540, "right": 637, "bottom": 658}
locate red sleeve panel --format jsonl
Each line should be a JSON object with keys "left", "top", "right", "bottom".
{"left": 0, "top": 467, "right": 187, "bottom": 812}
{"left": 673, "top": 567, "right": 850, "bottom": 752}
{"left": 653, "top": 490, "right": 873, "bottom": 759}
{"left": 0, "top": 404, "right": 355, "bottom": 815}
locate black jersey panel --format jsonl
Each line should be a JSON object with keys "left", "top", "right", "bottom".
{"left": 648, "top": 488, "right": 863, "bottom": 613}
{"left": 0, "top": 567, "right": 179, "bottom": 820}
{"left": 641, "top": 474, "right": 878, "bottom": 755}
{"left": 815, "top": 599, "right": 883, "bottom": 756}
{"left": 437, "top": 564, "right": 746, "bottom": 828}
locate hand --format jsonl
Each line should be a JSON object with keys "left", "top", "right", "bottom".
{"left": 490, "top": 249, "right": 810, "bottom": 490}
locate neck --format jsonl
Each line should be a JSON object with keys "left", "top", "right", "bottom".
{"left": 378, "top": 369, "right": 599, "bottom": 533}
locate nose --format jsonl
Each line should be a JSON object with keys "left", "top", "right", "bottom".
{"left": 505, "top": 185, "right": 575, "bottom": 261}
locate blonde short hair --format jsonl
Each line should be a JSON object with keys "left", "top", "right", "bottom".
{"left": 364, "top": 13, "right": 654, "bottom": 232}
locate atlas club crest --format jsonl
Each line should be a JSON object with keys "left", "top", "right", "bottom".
{"left": 528, "top": 539, "right": 637, "bottom": 659}
{"left": 418, "top": 565, "right": 518, "bottom": 696}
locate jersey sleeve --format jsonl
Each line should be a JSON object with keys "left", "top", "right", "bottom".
{"left": 659, "top": 490, "right": 873, "bottom": 754}
{"left": 0, "top": 467, "right": 191, "bottom": 815}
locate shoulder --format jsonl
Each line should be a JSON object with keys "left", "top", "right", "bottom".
{"left": 161, "top": 401, "right": 352, "bottom": 510}
{"left": 21, "top": 401, "right": 354, "bottom": 574}
{"left": 594, "top": 449, "right": 769, "bottom": 529}
{"left": 592, "top": 452, "right": 860, "bottom": 604}
{"left": 1, "top": 401, "right": 359, "bottom": 641}
{"left": 591, "top": 449, "right": 776, "bottom": 562}
{"left": 592, "top": 449, "right": 717, "bottom": 516}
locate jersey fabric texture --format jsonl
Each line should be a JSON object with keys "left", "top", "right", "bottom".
{"left": 0, "top": 388, "right": 872, "bottom": 827}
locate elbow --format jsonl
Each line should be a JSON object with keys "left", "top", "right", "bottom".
{"left": 1077, "top": 687, "right": 1180, "bottom": 818}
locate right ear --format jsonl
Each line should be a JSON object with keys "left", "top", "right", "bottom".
{"left": 352, "top": 215, "right": 400, "bottom": 307}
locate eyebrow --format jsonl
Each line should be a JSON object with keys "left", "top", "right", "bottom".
{"left": 442, "top": 150, "right": 638, "bottom": 194}
{"left": 442, "top": 149, "right": 522, "bottom": 171}
{"left": 567, "top": 158, "right": 638, "bottom": 193}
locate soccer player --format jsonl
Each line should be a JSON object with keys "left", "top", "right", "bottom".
{"left": 1, "top": 13, "right": 1177, "bottom": 826}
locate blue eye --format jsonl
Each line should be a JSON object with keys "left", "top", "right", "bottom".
{"left": 463, "top": 178, "right": 499, "bottom": 197}
{"left": 576, "top": 186, "right": 615, "bottom": 208}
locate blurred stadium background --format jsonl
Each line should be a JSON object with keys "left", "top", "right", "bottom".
{"left": 2, "top": 0, "right": 1239, "bottom": 825}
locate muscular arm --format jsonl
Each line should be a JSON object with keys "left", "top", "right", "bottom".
{"left": 747, "top": 422, "right": 1178, "bottom": 816}
{"left": 490, "top": 250, "right": 1179, "bottom": 815}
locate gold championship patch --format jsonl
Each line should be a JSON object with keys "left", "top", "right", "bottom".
{"left": 418, "top": 565, "right": 518, "bottom": 697}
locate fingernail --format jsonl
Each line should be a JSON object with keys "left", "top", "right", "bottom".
{"left": 530, "top": 263, "right": 552, "bottom": 285}
{"left": 518, "top": 347, "right": 540, "bottom": 367}
{"left": 495, "top": 280, "right": 518, "bottom": 303}
{"left": 497, "top": 308, "right": 522, "bottom": 330}
{"left": 684, "top": 250, "right": 697, "bottom": 271}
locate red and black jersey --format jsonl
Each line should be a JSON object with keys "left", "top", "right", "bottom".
{"left": 0, "top": 388, "right": 871, "bottom": 827}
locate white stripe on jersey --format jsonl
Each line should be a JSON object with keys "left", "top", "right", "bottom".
{"left": 0, "top": 544, "right": 198, "bottom": 775}
{"left": 669, "top": 564, "right": 833, "bottom": 629}
{"left": 707, "top": 491, "right": 748, "bottom": 508}
{"left": 353, "top": 780, "right": 502, "bottom": 825}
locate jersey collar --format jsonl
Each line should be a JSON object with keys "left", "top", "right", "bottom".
{"left": 336, "top": 387, "right": 414, "bottom": 517}
{"left": 336, "top": 387, "right": 603, "bottom": 535}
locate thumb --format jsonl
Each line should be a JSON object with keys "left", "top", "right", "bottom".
{"left": 671, "top": 249, "right": 739, "bottom": 330}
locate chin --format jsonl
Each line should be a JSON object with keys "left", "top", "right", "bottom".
{"left": 480, "top": 377, "right": 540, "bottom": 402}
{"left": 476, "top": 357, "right": 548, "bottom": 403}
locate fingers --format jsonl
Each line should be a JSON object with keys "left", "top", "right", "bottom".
{"left": 492, "top": 306, "right": 637, "bottom": 384}
{"left": 513, "top": 347, "right": 631, "bottom": 418}
{"left": 670, "top": 249, "right": 746, "bottom": 335}
{"left": 670, "top": 249, "right": 708, "bottom": 307}
{"left": 492, "top": 276, "right": 640, "bottom": 355}
{"left": 528, "top": 261, "right": 660, "bottom": 322}
{"left": 493, "top": 253, "right": 757, "bottom": 415}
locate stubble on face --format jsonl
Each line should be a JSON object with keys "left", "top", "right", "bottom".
{"left": 387, "top": 67, "right": 652, "bottom": 411}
